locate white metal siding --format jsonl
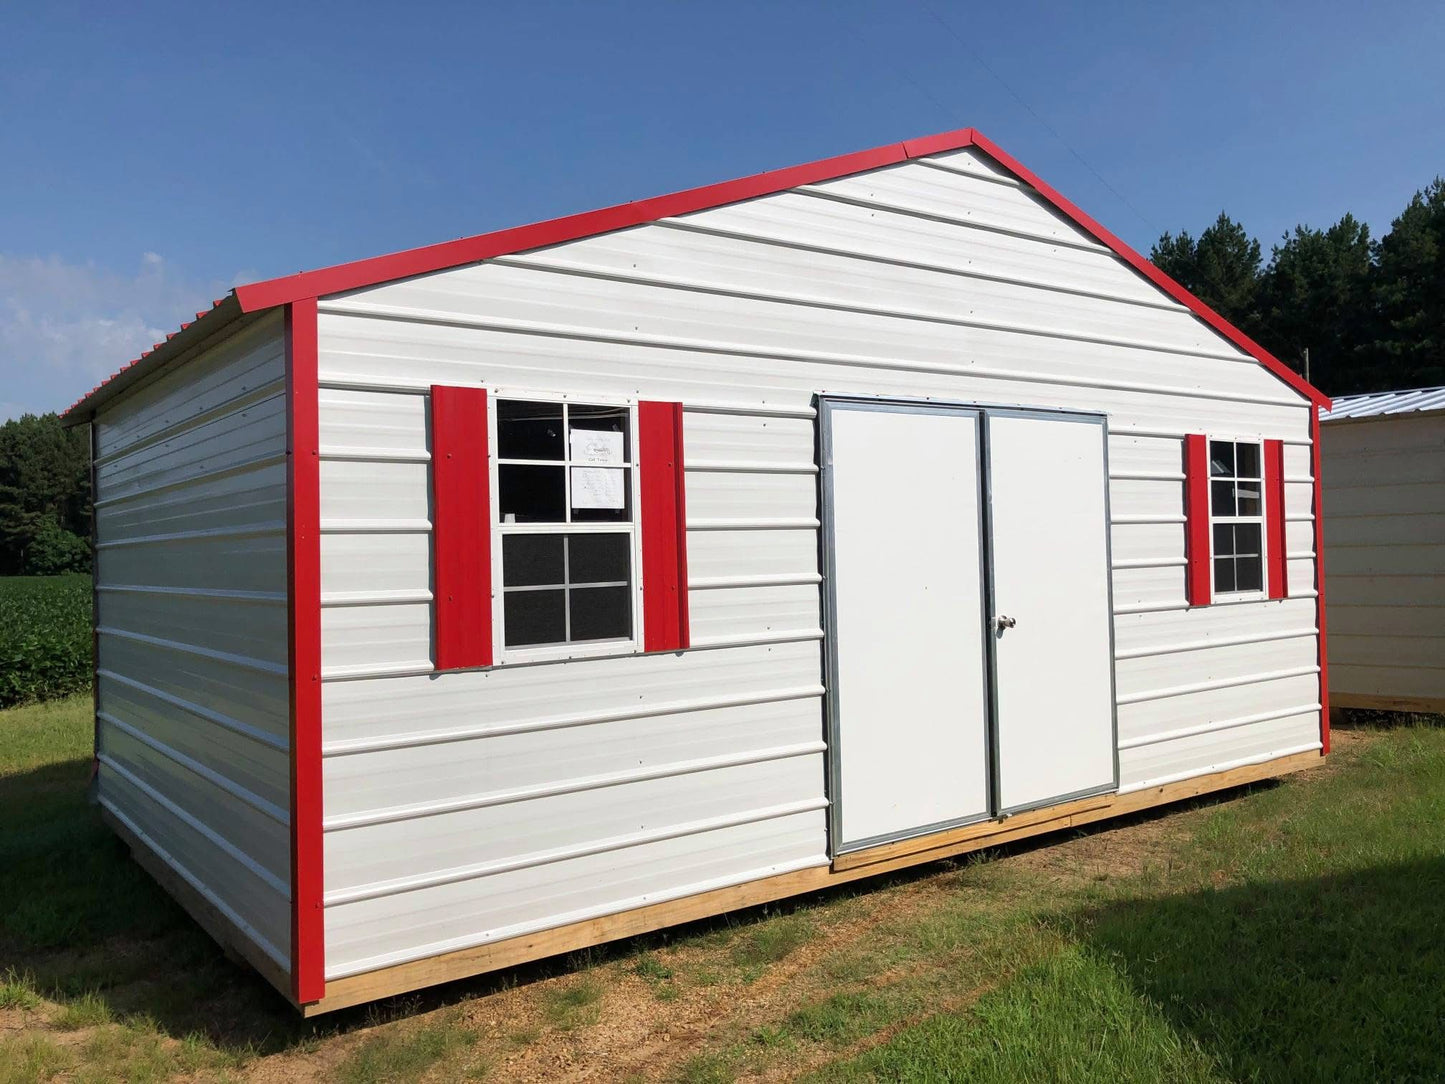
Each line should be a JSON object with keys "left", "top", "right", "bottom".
{"left": 314, "top": 148, "right": 1320, "bottom": 977}
{"left": 93, "top": 312, "right": 291, "bottom": 970}
{"left": 1322, "top": 413, "right": 1445, "bottom": 704}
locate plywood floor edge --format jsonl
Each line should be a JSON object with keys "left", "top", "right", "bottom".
{"left": 306, "top": 748, "right": 1322, "bottom": 1015}
{"left": 99, "top": 808, "right": 297, "bottom": 1006}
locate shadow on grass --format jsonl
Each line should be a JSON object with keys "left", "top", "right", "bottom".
{"left": 1077, "top": 857, "right": 1445, "bottom": 1081}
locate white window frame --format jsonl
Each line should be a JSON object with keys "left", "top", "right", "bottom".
{"left": 487, "top": 390, "right": 645, "bottom": 664}
{"left": 1207, "top": 438, "right": 1268, "bottom": 603}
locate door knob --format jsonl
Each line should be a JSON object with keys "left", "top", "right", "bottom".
{"left": 995, "top": 615, "right": 1017, "bottom": 632}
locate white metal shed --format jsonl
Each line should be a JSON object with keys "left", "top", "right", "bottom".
{"left": 1320, "top": 387, "right": 1445, "bottom": 715}
{"left": 62, "top": 127, "right": 1333, "bottom": 1014}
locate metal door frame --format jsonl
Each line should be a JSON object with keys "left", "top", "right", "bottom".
{"left": 818, "top": 394, "right": 1120, "bottom": 858}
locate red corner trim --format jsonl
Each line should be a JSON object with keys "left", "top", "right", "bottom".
{"left": 1264, "top": 439, "right": 1287, "bottom": 599}
{"left": 68, "top": 125, "right": 1331, "bottom": 425}
{"left": 1184, "top": 433, "right": 1212, "bottom": 606}
{"left": 639, "top": 401, "right": 689, "bottom": 652}
{"left": 284, "top": 298, "right": 325, "bottom": 1004}
{"left": 1312, "top": 412, "right": 1330, "bottom": 754}
{"left": 431, "top": 386, "right": 493, "bottom": 669}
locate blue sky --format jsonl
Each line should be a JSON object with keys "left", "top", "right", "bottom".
{"left": 2, "top": 0, "right": 1441, "bottom": 419}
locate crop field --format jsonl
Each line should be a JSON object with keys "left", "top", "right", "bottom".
{"left": 0, "top": 574, "right": 91, "bottom": 708}
{"left": 1, "top": 696, "right": 1443, "bottom": 1081}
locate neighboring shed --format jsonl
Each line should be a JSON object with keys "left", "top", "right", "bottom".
{"left": 62, "top": 127, "right": 1332, "bottom": 1015}
{"left": 1320, "top": 386, "right": 1445, "bottom": 714}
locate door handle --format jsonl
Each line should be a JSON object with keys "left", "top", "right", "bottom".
{"left": 995, "top": 615, "right": 1017, "bottom": 633}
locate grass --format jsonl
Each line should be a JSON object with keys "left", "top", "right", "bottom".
{"left": 0, "top": 574, "right": 91, "bottom": 707}
{"left": 1, "top": 691, "right": 1443, "bottom": 1081}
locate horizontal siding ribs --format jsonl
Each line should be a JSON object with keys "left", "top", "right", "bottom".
{"left": 688, "top": 629, "right": 824, "bottom": 650}
{"left": 320, "top": 447, "right": 432, "bottom": 463}
{"left": 910, "top": 155, "right": 1027, "bottom": 189}
{"left": 687, "top": 460, "right": 817, "bottom": 474}
{"left": 1116, "top": 665, "right": 1320, "bottom": 705}
{"left": 97, "top": 627, "right": 287, "bottom": 676}
{"left": 322, "top": 591, "right": 434, "bottom": 607}
{"left": 324, "top": 741, "right": 828, "bottom": 831}
{"left": 322, "top": 685, "right": 827, "bottom": 757}
{"left": 98, "top": 669, "right": 288, "bottom": 752}
{"left": 95, "top": 522, "right": 286, "bottom": 548}
{"left": 1119, "top": 704, "right": 1321, "bottom": 751}
{"left": 92, "top": 452, "right": 287, "bottom": 510}
{"left": 1119, "top": 742, "right": 1322, "bottom": 794}
{"left": 689, "top": 573, "right": 822, "bottom": 590}
{"left": 99, "top": 711, "right": 289, "bottom": 824}
{"left": 318, "top": 299, "right": 1305, "bottom": 409}
{"left": 1114, "top": 627, "right": 1318, "bottom": 661}
{"left": 96, "top": 584, "right": 286, "bottom": 605}
{"left": 92, "top": 381, "right": 285, "bottom": 468}
{"left": 323, "top": 797, "right": 829, "bottom": 908}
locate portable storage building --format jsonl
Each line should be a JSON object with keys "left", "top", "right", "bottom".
{"left": 1319, "top": 387, "right": 1445, "bottom": 715}
{"left": 62, "top": 128, "right": 1333, "bottom": 1014}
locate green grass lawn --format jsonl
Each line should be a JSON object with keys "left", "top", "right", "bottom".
{"left": 1, "top": 696, "right": 1442, "bottom": 1082}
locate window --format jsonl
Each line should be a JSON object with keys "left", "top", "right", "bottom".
{"left": 495, "top": 398, "right": 637, "bottom": 651}
{"left": 1209, "top": 439, "right": 1265, "bottom": 596}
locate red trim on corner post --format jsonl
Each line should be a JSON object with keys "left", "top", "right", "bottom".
{"left": 430, "top": 386, "right": 493, "bottom": 670}
{"left": 1264, "top": 439, "right": 1287, "bottom": 600}
{"left": 1183, "top": 434, "right": 1212, "bottom": 607}
{"left": 1312, "top": 412, "right": 1330, "bottom": 755}
{"left": 284, "top": 298, "right": 325, "bottom": 1004}
{"left": 639, "top": 402, "right": 690, "bottom": 652}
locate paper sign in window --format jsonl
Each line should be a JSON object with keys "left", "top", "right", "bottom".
{"left": 570, "top": 429, "right": 623, "bottom": 465}
{"left": 571, "top": 467, "right": 625, "bottom": 509}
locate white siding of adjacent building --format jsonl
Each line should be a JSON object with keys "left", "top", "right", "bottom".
{"left": 312, "top": 147, "right": 1321, "bottom": 979}
{"left": 1322, "top": 412, "right": 1445, "bottom": 706}
{"left": 92, "top": 311, "right": 292, "bottom": 972}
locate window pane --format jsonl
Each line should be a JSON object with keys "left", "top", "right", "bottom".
{"left": 1209, "top": 440, "right": 1234, "bottom": 477}
{"left": 570, "top": 467, "right": 631, "bottom": 522}
{"left": 503, "top": 534, "right": 564, "bottom": 587}
{"left": 499, "top": 464, "right": 565, "bottom": 522}
{"left": 569, "top": 404, "right": 630, "bottom": 463}
{"left": 497, "top": 400, "right": 564, "bottom": 461}
{"left": 568, "top": 533, "right": 630, "bottom": 584}
{"left": 1213, "top": 523, "right": 1235, "bottom": 557}
{"left": 1235, "top": 443, "right": 1261, "bottom": 479}
{"left": 504, "top": 589, "right": 566, "bottom": 646}
{"left": 1236, "top": 482, "right": 1262, "bottom": 517}
{"left": 1234, "top": 522, "right": 1262, "bottom": 557}
{"left": 1236, "top": 555, "right": 1263, "bottom": 592}
{"left": 1211, "top": 480, "right": 1235, "bottom": 517}
{"left": 1214, "top": 557, "right": 1236, "bottom": 594}
{"left": 569, "top": 585, "right": 631, "bottom": 641}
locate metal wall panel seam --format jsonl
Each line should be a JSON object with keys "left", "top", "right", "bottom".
{"left": 95, "top": 522, "right": 287, "bottom": 548}
{"left": 319, "top": 299, "right": 1305, "bottom": 409}
{"left": 285, "top": 296, "right": 326, "bottom": 1004}
{"left": 687, "top": 517, "right": 819, "bottom": 530}
{"left": 911, "top": 156, "right": 1027, "bottom": 189}
{"left": 319, "top": 449, "right": 431, "bottom": 463}
{"left": 1113, "top": 627, "right": 1319, "bottom": 660}
{"left": 1118, "top": 703, "right": 1323, "bottom": 750}
{"left": 323, "top": 797, "right": 830, "bottom": 907}
{"left": 1112, "top": 557, "right": 1187, "bottom": 570}
{"left": 323, "top": 740, "right": 828, "bottom": 831}
{"left": 97, "top": 754, "right": 290, "bottom": 896}
{"left": 98, "top": 669, "right": 289, "bottom": 751}
{"left": 321, "top": 591, "right": 435, "bottom": 607}
{"left": 1111, "top": 471, "right": 1186, "bottom": 481}
{"left": 321, "top": 662, "right": 435, "bottom": 682}
{"left": 319, "top": 519, "right": 431, "bottom": 533}
{"left": 325, "top": 851, "right": 830, "bottom": 981}
{"left": 96, "top": 627, "right": 288, "bottom": 675}
{"left": 793, "top": 186, "right": 1115, "bottom": 255}
{"left": 1119, "top": 741, "right": 1323, "bottom": 794}
{"left": 688, "top": 630, "right": 824, "bottom": 649}
{"left": 92, "top": 382, "right": 287, "bottom": 467}
{"left": 1115, "top": 665, "right": 1321, "bottom": 705}
{"left": 92, "top": 452, "right": 288, "bottom": 510}
{"left": 96, "top": 585, "right": 287, "bottom": 604}
{"left": 689, "top": 573, "right": 823, "bottom": 589}
{"left": 320, "top": 685, "right": 828, "bottom": 757}
{"left": 1112, "top": 514, "right": 1187, "bottom": 525}
{"left": 489, "top": 254, "right": 1242, "bottom": 366}
{"left": 686, "top": 460, "right": 818, "bottom": 474}
{"left": 97, "top": 796, "right": 290, "bottom": 969}
{"left": 651, "top": 218, "right": 1190, "bottom": 316}
{"left": 1108, "top": 426, "right": 1312, "bottom": 443}
{"left": 98, "top": 711, "right": 290, "bottom": 824}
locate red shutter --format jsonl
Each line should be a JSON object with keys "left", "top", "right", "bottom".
{"left": 1264, "top": 438, "right": 1287, "bottom": 599}
{"left": 430, "top": 386, "right": 493, "bottom": 670}
{"left": 1184, "top": 433, "right": 1212, "bottom": 606}
{"left": 639, "top": 401, "right": 690, "bottom": 652}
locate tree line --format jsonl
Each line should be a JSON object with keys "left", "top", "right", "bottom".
{"left": 1, "top": 175, "right": 1442, "bottom": 574}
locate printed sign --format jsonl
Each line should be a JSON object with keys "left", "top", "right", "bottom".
{"left": 570, "top": 429, "right": 623, "bottom": 465}
{"left": 571, "top": 467, "right": 625, "bottom": 509}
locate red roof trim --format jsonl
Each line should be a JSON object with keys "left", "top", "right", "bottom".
{"left": 63, "top": 125, "right": 1329, "bottom": 422}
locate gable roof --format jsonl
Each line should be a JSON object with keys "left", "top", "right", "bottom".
{"left": 62, "top": 127, "right": 1328, "bottom": 423}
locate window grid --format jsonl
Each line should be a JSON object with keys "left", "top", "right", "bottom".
{"left": 1208, "top": 439, "right": 1266, "bottom": 598}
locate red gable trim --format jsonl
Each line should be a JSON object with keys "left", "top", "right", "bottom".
{"left": 65, "top": 126, "right": 1330, "bottom": 424}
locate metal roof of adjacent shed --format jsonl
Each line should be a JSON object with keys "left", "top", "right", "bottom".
{"left": 61, "top": 127, "right": 1330, "bottom": 423}
{"left": 1319, "top": 386, "right": 1445, "bottom": 422}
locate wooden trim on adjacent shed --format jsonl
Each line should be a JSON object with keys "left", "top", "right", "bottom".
{"left": 1311, "top": 411, "right": 1331, "bottom": 755}
{"left": 301, "top": 748, "right": 1321, "bottom": 1016}
{"left": 285, "top": 298, "right": 326, "bottom": 1005}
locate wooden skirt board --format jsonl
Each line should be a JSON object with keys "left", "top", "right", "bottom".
{"left": 1330, "top": 694, "right": 1445, "bottom": 715}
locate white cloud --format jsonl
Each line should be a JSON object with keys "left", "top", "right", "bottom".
{"left": 0, "top": 252, "right": 242, "bottom": 419}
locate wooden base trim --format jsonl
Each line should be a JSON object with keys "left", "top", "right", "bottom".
{"left": 100, "top": 808, "right": 293, "bottom": 1001}
{"left": 306, "top": 748, "right": 1322, "bottom": 1015}
{"left": 1330, "top": 693, "right": 1445, "bottom": 715}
